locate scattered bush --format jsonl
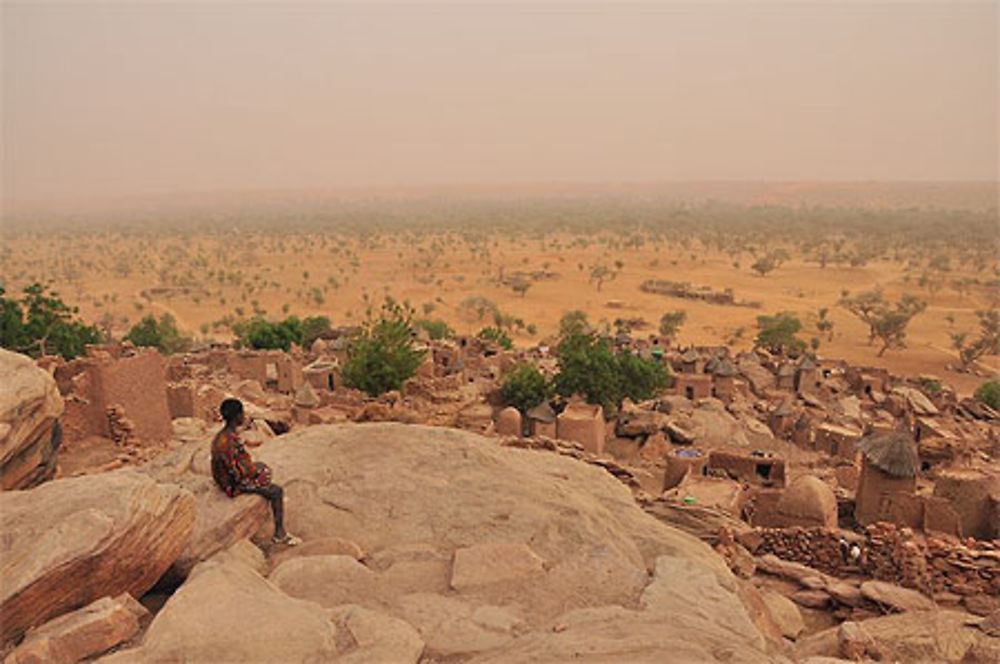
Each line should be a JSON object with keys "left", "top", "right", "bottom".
{"left": 342, "top": 298, "right": 426, "bottom": 397}
{"left": 501, "top": 363, "right": 550, "bottom": 413}
{"left": 233, "top": 316, "right": 304, "bottom": 351}
{"left": 415, "top": 318, "right": 454, "bottom": 340}
{"left": 477, "top": 326, "right": 513, "bottom": 350}
{"left": 124, "top": 313, "right": 192, "bottom": 355}
{"left": 658, "top": 310, "right": 687, "bottom": 340}
{"left": 975, "top": 380, "right": 1000, "bottom": 411}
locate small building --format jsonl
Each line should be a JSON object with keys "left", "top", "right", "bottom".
{"left": 854, "top": 430, "right": 919, "bottom": 526}
{"left": 663, "top": 448, "right": 707, "bottom": 491}
{"left": 705, "top": 450, "right": 786, "bottom": 488}
{"left": 795, "top": 357, "right": 819, "bottom": 393}
{"left": 675, "top": 373, "right": 713, "bottom": 401}
{"left": 303, "top": 360, "right": 339, "bottom": 392}
{"left": 932, "top": 470, "right": 1000, "bottom": 540}
{"left": 678, "top": 349, "right": 701, "bottom": 375}
{"left": 791, "top": 413, "right": 812, "bottom": 447}
{"left": 556, "top": 401, "right": 606, "bottom": 455}
{"left": 752, "top": 475, "right": 838, "bottom": 528}
{"left": 814, "top": 423, "right": 863, "bottom": 460}
{"left": 526, "top": 402, "right": 557, "bottom": 438}
{"left": 776, "top": 363, "right": 796, "bottom": 390}
{"left": 768, "top": 401, "right": 796, "bottom": 438}
{"left": 711, "top": 359, "right": 738, "bottom": 401}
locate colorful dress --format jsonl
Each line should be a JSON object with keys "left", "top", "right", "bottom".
{"left": 211, "top": 430, "right": 272, "bottom": 497}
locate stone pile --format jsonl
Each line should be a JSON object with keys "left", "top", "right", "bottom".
{"left": 745, "top": 526, "right": 863, "bottom": 576}
{"left": 105, "top": 404, "right": 135, "bottom": 446}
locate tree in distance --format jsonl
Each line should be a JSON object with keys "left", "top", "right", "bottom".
{"left": 950, "top": 309, "right": 1000, "bottom": 371}
{"left": 658, "top": 310, "right": 687, "bottom": 341}
{"left": 754, "top": 313, "right": 807, "bottom": 357}
{"left": 124, "top": 313, "right": 192, "bottom": 355}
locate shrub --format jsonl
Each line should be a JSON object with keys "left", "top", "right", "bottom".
{"left": 975, "top": 380, "right": 1000, "bottom": 411}
{"left": 233, "top": 316, "right": 304, "bottom": 351}
{"left": 342, "top": 298, "right": 426, "bottom": 397}
{"left": 415, "top": 318, "right": 454, "bottom": 340}
{"left": 658, "top": 310, "right": 687, "bottom": 340}
{"left": 501, "top": 363, "right": 550, "bottom": 413}
{"left": 1, "top": 283, "right": 100, "bottom": 359}
{"left": 124, "top": 313, "right": 192, "bottom": 355}
{"left": 477, "top": 326, "right": 513, "bottom": 350}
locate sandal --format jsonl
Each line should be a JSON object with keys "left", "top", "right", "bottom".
{"left": 272, "top": 533, "right": 302, "bottom": 546}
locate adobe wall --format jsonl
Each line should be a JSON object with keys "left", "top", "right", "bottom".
{"left": 90, "top": 351, "right": 172, "bottom": 441}
{"left": 674, "top": 374, "right": 712, "bottom": 400}
{"left": 854, "top": 461, "right": 916, "bottom": 526}
{"left": 707, "top": 450, "right": 786, "bottom": 487}
{"left": 933, "top": 470, "right": 1000, "bottom": 540}
{"left": 556, "top": 404, "right": 605, "bottom": 455}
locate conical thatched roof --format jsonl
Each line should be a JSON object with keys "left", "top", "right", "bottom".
{"left": 856, "top": 430, "right": 919, "bottom": 478}
{"left": 680, "top": 349, "right": 700, "bottom": 363}
{"left": 713, "top": 359, "right": 738, "bottom": 377}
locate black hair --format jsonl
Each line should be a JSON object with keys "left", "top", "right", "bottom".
{"left": 220, "top": 398, "right": 244, "bottom": 425}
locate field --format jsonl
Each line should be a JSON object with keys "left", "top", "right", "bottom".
{"left": 2, "top": 182, "right": 998, "bottom": 395}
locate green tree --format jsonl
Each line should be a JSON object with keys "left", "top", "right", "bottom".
{"left": 974, "top": 380, "right": 1000, "bottom": 411}
{"left": 754, "top": 313, "right": 807, "bottom": 356}
{"left": 0, "top": 284, "right": 100, "bottom": 359}
{"left": 553, "top": 332, "right": 671, "bottom": 412}
{"left": 658, "top": 310, "right": 687, "bottom": 340}
{"left": 342, "top": 297, "right": 426, "bottom": 397}
{"left": 124, "top": 313, "right": 192, "bottom": 355}
{"left": 501, "top": 363, "right": 550, "bottom": 413}
{"left": 871, "top": 294, "right": 926, "bottom": 356}
{"left": 233, "top": 316, "right": 304, "bottom": 351}
{"left": 301, "top": 315, "right": 332, "bottom": 347}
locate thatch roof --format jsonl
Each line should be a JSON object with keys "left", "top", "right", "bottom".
{"left": 713, "top": 359, "right": 737, "bottom": 377}
{"left": 526, "top": 402, "right": 556, "bottom": 423}
{"left": 856, "top": 430, "right": 919, "bottom": 478}
{"left": 680, "top": 349, "right": 700, "bottom": 363}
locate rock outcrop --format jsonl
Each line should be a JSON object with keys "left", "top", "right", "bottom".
{"left": 4, "top": 593, "right": 149, "bottom": 664}
{"left": 0, "top": 471, "right": 195, "bottom": 645}
{"left": 0, "top": 349, "right": 64, "bottom": 490}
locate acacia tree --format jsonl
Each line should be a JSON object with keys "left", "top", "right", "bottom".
{"left": 658, "top": 310, "right": 687, "bottom": 341}
{"left": 1, "top": 283, "right": 100, "bottom": 359}
{"left": 950, "top": 309, "right": 1000, "bottom": 371}
{"left": 871, "top": 294, "right": 927, "bottom": 356}
{"left": 839, "top": 288, "right": 886, "bottom": 344}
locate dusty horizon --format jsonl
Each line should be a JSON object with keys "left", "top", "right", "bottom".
{"left": 3, "top": 1, "right": 997, "bottom": 210}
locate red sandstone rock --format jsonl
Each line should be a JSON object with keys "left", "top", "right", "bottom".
{"left": 0, "top": 471, "right": 195, "bottom": 646}
{"left": 4, "top": 593, "right": 148, "bottom": 664}
{"left": 0, "top": 349, "right": 64, "bottom": 490}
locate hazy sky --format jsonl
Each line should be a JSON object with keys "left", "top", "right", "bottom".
{"left": 2, "top": 1, "right": 997, "bottom": 205}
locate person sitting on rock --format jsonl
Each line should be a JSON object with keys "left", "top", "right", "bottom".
{"left": 212, "top": 398, "right": 300, "bottom": 546}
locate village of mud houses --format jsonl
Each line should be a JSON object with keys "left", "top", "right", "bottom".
{"left": 3, "top": 2, "right": 999, "bottom": 663}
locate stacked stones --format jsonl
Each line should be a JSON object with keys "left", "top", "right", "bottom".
{"left": 748, "top": 526, "right": 861, "bottom": 576}
{"left": 105, "top": 404, "right": 135, "bottom": 446}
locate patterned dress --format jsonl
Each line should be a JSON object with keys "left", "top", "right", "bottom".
{"left": 211, "top": 430, "right": 272, "bottom": 497}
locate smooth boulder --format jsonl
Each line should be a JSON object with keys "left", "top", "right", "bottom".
{"left": 0, "top": 349, "right": 64, "bottom": 490}
{"left": 0, "top": 471, "right": 195, "bottom": 646}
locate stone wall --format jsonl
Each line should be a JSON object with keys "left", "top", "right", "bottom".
{"left": 745, "top": 524, "right": 1000, "bottom": 597}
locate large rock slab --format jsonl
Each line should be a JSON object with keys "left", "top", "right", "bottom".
{"left": 796, "top": 609, "right": 998, "bottom": 663}
{"left": 140, "top": 441, "right": 271, "bottom": 583}
{"left": 0, "top": 471, "right": 195, "bottom": 646}
{"left": 4, "top": 593, "right": 148, "bottom": 664}
{"left": 119, "top": 558, "right": 339, "bottom": 663}
{"left": 247, "top": 423, "right": 771, "bottom": 659}
{"left": 0, "top": 349, "right": 64, "bottom": 490}
{"left": 860, "top": 580, "right": 935, "bottom": 612}
{"left": 327, "top": 604, "right": 424, "bottom": 664}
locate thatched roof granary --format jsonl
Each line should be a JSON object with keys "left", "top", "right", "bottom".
{"left": 856, "top": 430, "right": 919, "bottom": 478}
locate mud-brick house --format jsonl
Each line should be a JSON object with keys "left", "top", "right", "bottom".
{"left": 854, "top": 430, "right": 920, "bottom": 526}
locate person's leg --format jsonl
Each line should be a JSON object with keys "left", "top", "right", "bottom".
{"left": 241, "top": 483, "right": 286, "bottom": 539}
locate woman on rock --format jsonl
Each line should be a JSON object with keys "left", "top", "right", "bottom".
{"left": 211, "top": 398, "right": 300, "bottom": 546}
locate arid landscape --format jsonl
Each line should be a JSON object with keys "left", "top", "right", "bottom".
{"left": 3, "top": 182, "right": 997, "bottom": 395}
{"left": 3, "top": 2, "right": 999, "bottom": 663}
